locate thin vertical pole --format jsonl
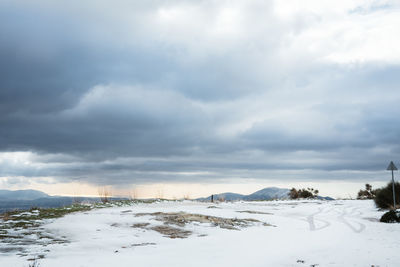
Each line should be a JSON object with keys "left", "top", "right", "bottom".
{"left": 392, "top": 169, "right": 396, "bottom": 210}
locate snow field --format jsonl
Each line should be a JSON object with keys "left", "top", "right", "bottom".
{"left": 1, "top": 200, "right": 399, "bottom": 267}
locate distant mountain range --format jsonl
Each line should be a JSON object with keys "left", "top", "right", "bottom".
{"left": 0, "top": 188, "right": 334, "bottom": 213}
{"left": 0, "top": 189, "right": 50, "bottom": 200}
{"left": 197, "top": 187, "right": 290, "bottom": 201}
{"left": 0, "top": 189, "right": 120, "bottom": 214}
{"left": 197, "top": 187, "right": 334, "bottom": 201}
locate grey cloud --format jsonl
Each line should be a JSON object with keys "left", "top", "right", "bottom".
{"left": 1, "top": 0, "right": 400, "bottom": 186}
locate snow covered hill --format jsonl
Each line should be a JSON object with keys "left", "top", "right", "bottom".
{"left": 243, "top": 187, "right": 290, "bottom": 200}
{"left": 197, "top": 187, "right": 291, "bottom": 201}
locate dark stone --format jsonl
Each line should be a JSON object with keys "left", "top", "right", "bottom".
{"left": 380, "top": 210, "right": 400, "bottom": 223}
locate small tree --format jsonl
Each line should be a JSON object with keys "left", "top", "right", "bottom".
{"left": 357, "top": 183, "right": 376, "bottom": 199}
{"left": 299, "top": 188, "right": 313, "bottom": 198}
{"left": 289, "top": 187, "right": 319, "bottom": 199}
{"left": 98, "top": 187, "right": 111, "bottom": 203}
{"left": 289, "top": 188, "right": 299, "bottom": 199}
{"left": 130, "top": 188, "right": 138, "bottom": 200}
{"left": 366, "top": 183, "right": 372, "bottom": 192}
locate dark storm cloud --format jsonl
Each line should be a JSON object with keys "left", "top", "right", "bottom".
{"left": 0, "top": 86, "right": 212, "bottom": 156}
{"left": 1, "top": 0, "right": 400, "bottom": 186}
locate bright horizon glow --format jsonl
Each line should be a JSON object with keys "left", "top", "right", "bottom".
{"left": 0, "top": 179, "right": 390, "bottom": 200}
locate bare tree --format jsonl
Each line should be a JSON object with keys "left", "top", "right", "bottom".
{"left": 130, "top": 188, "right": 138, "bottom": 200}
{"left": 98, "top": 187, "right": 112, "bottom": 203}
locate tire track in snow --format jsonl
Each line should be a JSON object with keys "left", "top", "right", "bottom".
{"left": 337, "top": 207, "right": 366, "bottom": 233}
{"left": 306, "top": 207, "right": 331, "bottom": 231}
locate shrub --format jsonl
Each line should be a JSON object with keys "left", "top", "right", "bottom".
{"left": 380, "top": 210, "right": 400, "bottom": 223}
{"left": 374, "top": 182, "right": 400, "bottom": 209}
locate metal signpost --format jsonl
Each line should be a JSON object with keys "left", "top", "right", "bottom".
{"left": 387, "top": 161, "right": 398, "bottom": 210}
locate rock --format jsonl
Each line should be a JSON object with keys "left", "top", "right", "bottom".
{"left": 380, "top": 210, "right": 400, "bottom": 223}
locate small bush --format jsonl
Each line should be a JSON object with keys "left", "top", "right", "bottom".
{"left": 380, "top": 210, "right": 400, "bottom": 223}
{"left": 374, "top": 182, "right": 400, "bottom": 209}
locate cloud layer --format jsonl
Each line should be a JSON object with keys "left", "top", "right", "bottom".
{"left": 1, "top": 0, "right": 400, "bottom": 187}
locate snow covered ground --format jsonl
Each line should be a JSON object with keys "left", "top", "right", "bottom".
{"left": 1, "top": 199, "right": 399, "bottom": 267}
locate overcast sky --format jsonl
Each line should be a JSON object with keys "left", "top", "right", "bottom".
{"left": 1, "top": 0, "right": 400, "bottom": 197}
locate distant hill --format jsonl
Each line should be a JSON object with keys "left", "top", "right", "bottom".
{"left": 317, "top": 196, "right": 335, "bottom": 201}
{"left": 197, "top": 187, "right": 334, "bottom": 202}
{"left": 243, "top": 187, "right": 290, "bottom": 201}
{"left": 0, "top": 189, "right": 50, "bottom": 200}
{"left": 0, "top": 197, "right": 75, "bottom": 213}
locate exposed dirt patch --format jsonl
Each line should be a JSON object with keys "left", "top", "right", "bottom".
{"left": 121, "top": 210, "right": 133, "bottom": 214}
{"left": 150, "top": 225, "right": 192, "bottom": 239}
{"left": 236, "top": 210, "right": 273, "bottom": 215}
{"left": 0, "top": 246, "right": 26, "bottom": 253}
{"left": 131, "top": 223, "right": 150, "bottom": 228}
{"left": 135, "top": 212, "right": 263, "bottom": 230}
{"left": 130, "top": 242, "right": 156, "bottom": 247}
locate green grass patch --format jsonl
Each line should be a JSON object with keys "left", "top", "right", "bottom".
{"left": 0, "top": 199, "right": 160, "bottom": 224}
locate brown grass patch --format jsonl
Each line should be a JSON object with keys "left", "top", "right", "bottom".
{"left": 131, "top": 223, "right": 150, "bottom": 228}
{"left": 150, "top": 225, "right": 192, "bottom": 239}
{"left": 135, "top": 212, "right": 262, "bottom": 230}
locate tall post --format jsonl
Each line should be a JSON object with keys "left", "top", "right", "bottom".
{"left": 387, "top": 161, "right": 398, "bottom": 210}
{"left": 392, "top": 169, "right": 396, "bottom": 210}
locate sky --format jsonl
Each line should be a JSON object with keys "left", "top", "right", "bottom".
{"left": 1, "top": 0, "right": 400, "bottom": 198}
